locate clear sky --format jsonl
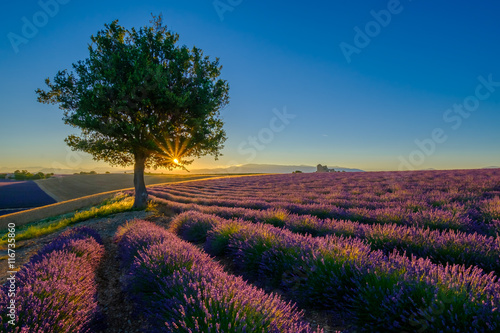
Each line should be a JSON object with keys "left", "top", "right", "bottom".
{"left": 1, "top": 0, "right": 499, "bottom": 173}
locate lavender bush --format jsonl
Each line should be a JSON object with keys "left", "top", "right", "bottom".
{"left": 0, "top": 227, "right": 104, "bottom": 332}
{"left": 172, "top": 211, "right": 500, "bottom": 332}
{"left": 116, "top": 220, "right": 321, "bottom": 332}
{"left": 115, "top": 219, "right": 176, "bottom": 268}
{"left": 171, "top": 209, "right": 500, "bottom": 275}
{"left": 150, "top": 169, "right": 500, "bottom": 235}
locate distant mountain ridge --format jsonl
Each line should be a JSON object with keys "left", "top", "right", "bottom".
{"left": 0, "top": 164, "right": 363, "bottom": 175}
{"left": 2, "top": 164, "right": 498, "bottom": 175}
{"left": 188, "top": 164, "right": 364, "bottom": 174}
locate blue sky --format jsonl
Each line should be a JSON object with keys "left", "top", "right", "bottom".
{"left": 1, "top": 0, "right": 499, "bottom": 172}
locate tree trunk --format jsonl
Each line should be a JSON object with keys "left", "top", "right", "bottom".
{"left": 133, "top": 153, "right": 148, "bottom": 209}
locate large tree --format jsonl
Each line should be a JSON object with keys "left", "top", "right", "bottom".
{"left": 36, "top": 16, "right": 229, "bottom": 208}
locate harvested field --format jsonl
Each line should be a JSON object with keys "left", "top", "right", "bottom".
{"left": 35, "top": 174, "right": 241, "bottom": 202}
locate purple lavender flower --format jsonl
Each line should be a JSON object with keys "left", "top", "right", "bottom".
{"left": 0, "top": 227, "right": 104, "bottom": 332}
{"left": 116, "top": 220, "right": 322, "bottom": 332}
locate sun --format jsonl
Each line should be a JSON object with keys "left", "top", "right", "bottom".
{"left": 173, "top": 158, "right": 179, "bottom": 164}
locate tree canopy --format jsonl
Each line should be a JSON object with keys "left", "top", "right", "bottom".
{"left": 36, "top": 15, "right": 230, "bottom": 208}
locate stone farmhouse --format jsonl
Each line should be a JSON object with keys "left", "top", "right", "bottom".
{"left": 316, "top": 164, "right": 336, "bottom": 173}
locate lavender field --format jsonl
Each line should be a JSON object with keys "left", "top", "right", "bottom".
{"left": 149, "top": 169, "right": 500, "bottom": 332}
{"left": 2, "top": 169, "right": 500, "bottom": 332}
{"left": 3, "top": 1, "right": 499, "bottom": 331}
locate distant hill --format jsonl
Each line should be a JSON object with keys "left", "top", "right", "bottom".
{"left": 0, "top": 164, "right": 364, "bottom": 175}
{"left": 188, "top": 164, "right": 364, "bottom": 174}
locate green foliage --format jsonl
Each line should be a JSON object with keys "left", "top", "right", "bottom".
{"left": 261, "top": 208, "right": 290, "bottom": 227}
{"left": 36, "top": 15, "right": 229, "bottom": 170}
{"left": 169, "top": 214, "right": 215, "bottom": 243}
{"left": 75, "top": 171, "right": 98, "bottom": 175}
{"left": 205, "top": 222, "right": 243, "bottom": 256}
{"left": 481, "top": 196, "right": 500, "bottom": 222}
{"left": 12, "top": 170, "right": 53, "bottom": 180}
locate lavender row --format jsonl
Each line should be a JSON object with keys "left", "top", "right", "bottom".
{"left": 157, "top": 181, "right": 464, "bottom": 211}
{"left": 153, "top": 186, "right": 487, "bottom": 236}
{"left": 170, "top": 211, "right": 500, "bottom": 332}
{"left": 155, "top": 196, "right": 500, "bottom": 274}
{"left": 150, "top": 190, "right": 495, "bottom": 236}
{"left": 157, "top": 170, "right": 500, "bottom": 205}
{"left": 150, "top": 169, "right": 500, "bottom": 231}
{"left": 115, "top": 220, "right": 321, "bottom": 332}
{"left": 151, "top": 170, "right": 500, "bottom": 211}
{"left": 153, "top": 189, "right": 498, "bottom": 235}
{"left": 0, "top": 227, "right": 104, "bottom": 332}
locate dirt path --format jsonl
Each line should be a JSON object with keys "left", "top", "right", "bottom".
{"left": 69, "top": 210, "right": 154, "bottom": 332}
{"left": 95, "top": 230, "right": 150, "bottom": 332}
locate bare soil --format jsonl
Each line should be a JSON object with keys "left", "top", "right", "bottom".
{"left": 93, "top": 212, "right": 153, "bottom": 333}
{"left": 35, "top": 174, "right": 232, "bottom": 202}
